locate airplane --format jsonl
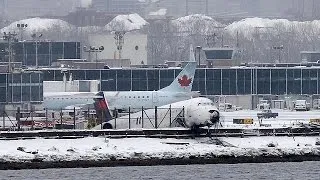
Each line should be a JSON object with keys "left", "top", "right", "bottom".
{"left": 93, "top": 95, "right": 220, "bottom": 130}
{"left": 43, "top": 45, "right": 198, "bottom": 112}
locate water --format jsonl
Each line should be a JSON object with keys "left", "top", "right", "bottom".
{"left": 0, "top": 162, "right": 319, "bottom": 180}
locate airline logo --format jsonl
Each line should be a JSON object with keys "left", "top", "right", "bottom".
{"left": 178, "top": 75, "right": 192, "bottom": 87}
{"left": 97, "top": 99, "right": 108, "bottom": 110}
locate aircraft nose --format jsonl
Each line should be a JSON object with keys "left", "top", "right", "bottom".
{"left": 209, "top": 110, "right": 220, "bottom": 124}
{"left": 209, "top": 110, "right": 219, "bottom": 117}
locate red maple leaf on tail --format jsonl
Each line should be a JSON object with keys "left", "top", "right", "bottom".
{"left": 178, "top": 75, "right": 192, "bottom": 87}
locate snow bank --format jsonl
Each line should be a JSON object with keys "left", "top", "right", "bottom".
{"left": 105, "top": 13, "right": 148, "bottom": 32}
{"left": 0, "top": 136, "right": 319, "bottom": 169}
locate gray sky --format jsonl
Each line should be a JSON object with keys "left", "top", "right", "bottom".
{"left": 1, "top": 0, "right": 319, "bottom": 21}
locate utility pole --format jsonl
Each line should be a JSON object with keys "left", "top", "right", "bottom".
{"left": 31, "top": 33, "right": 43, "bottom": 68}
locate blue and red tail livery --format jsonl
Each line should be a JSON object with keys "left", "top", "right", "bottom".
{"left": 94, "top": 92, "right": 113, "bottom": 122}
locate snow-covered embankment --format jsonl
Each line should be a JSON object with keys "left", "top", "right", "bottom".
{"left": 0, "top": 136, "right": 320, "bottom": 169}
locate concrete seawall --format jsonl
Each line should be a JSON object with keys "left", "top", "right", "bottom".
{"left": 1, "top": 155, "right": 320, "bottom": 170}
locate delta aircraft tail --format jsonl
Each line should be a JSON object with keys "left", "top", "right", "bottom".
{"left": 159, "top": 45, "right": 196, "bottom": 93}
{"left": 93, "top": 92, "right": 113, "bottom": 126}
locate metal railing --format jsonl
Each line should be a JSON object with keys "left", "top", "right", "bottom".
{"left": 0, "top": 106, "right": 186, "bottom": 131}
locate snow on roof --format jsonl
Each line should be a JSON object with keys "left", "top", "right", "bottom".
{"left": 226, "top": 17, "right": 320, "bottom": 39}
{"left": 149, "top": 9, "right": 167, "bottom": 16}
{"left": 105, "top": 13, "right": 148, "bottom": 32}
{"left": 172, "top": 14, "right": 225, "bottom": 34}
{"left": 0, "top": 17, "right": 75, "bottom": 35}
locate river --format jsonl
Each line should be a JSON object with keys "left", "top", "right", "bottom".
{"left": 1, "top": 161, "right": 319, "bottom": 180}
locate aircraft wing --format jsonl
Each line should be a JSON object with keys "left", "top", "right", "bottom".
{"left": 44, "top": 92, "right": 99, "bottom": 97}
{"left": 172, "top": 91, "right": 200, "bottom": 98}
{"left": 64, "top": 104, "right": 94, "bottom": 110}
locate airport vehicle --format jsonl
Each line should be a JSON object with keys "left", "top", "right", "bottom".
{"left": 257, "top": 109, "right": 278, "bottom": 119}
{"left": 93, "top": 96, "right": 220, "bottom": 130}
{"left": 43, "top": 46, "right": 197, "bottom": 111}
{"left": 294, "top": 100, "right": 311, "bottom": 111}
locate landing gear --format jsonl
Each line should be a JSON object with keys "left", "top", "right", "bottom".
{"left": 103, "top": 123, "right": 113, "bottom": 129}
{"left": 190, "top": 124, "right": 202, "bottom": 137}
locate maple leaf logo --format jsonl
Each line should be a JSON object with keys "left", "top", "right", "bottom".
{"left": 178, "top": 75, "right": 192, "bottom": 87}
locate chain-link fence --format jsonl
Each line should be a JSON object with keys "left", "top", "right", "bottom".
{"left": 0, "top": 106, "right": 187, "bottom": 131}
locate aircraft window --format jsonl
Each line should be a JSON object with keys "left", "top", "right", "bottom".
{"left": 138, "top": 96, "right": 140, "bottom": 98}
{"left": 129, "top": 96, "right": 131, "bottom": 98}
{"left": 142, "top": 96, "right": 144, "bottom": 98}
{"left": 147, "top": 96, "right": 149, "bottom": 98}
{"left": 133, "top": 96, "right": 135, "bottom": 98}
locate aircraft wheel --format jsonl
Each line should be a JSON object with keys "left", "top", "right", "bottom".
{"left": 103, "top": 123, "right": 113, "bottom": 129}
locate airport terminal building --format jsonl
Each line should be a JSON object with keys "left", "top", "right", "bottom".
{"left": 0, "top": 71, "right": 43, "bottom": 104}
{"left": 1, "top": 44, "right": 320, "bottom": 109}
{"left": 42, "top": 65, "right": 320, "bottom": 96}
{"left": 0, "top": 64, "right": 320, "bottom": 111}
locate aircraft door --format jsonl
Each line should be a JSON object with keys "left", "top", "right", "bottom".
{"left": 152, "top": 92, "right": 159, "bottom": 104}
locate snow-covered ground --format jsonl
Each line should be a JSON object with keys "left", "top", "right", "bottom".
{"left": 220, "top": 109, "right": 320, "bottom": 129}
{"left": 0, "top": 136, "right": 319, "bottom": 163}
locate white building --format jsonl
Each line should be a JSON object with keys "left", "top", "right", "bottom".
{"left": 88, "top": 32, "right": 148, "bottom": 66}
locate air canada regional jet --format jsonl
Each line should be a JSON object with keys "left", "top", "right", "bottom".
{"left": 43, "top": 46, "right": 198, "bottom": 111}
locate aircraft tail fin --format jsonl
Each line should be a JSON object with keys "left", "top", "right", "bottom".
{"left": 159, "top": 45, "right": 196, "bottom": 92}
{"left": 93, "top": 92, "right": 113, "bottom": 123}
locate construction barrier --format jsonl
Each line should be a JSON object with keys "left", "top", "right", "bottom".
{"left": 233, "top": 118, "right": 254, "bottom": 124}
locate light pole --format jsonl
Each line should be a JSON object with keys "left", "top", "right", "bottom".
{"left": 272, "top": 45, "right": 284, "bottom": 63}
{"left": 196, "top": 46, "right": 202, "bottom": 67}
{"left": 3, "top": 32, "right": 18, "bottom": 72}
{"left": 83, "top": 45, "right": 104, "bottom": 69}
{"left": 31, "top": 33, "right": 43, "bottom": 68}
{"left": 16, "top": 23, "right": 27, "bottom": 41}
{"left": 114, "top": 31, "right": 125, "bottom": 60}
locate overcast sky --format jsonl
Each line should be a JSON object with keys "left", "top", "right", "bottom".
{"left": 1, "top": 0, "right": 319, "bottom": 21}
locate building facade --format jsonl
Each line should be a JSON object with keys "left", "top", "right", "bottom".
{"left": 0, "top": 71, "right": 43, "bottom": 104}
{"left": 42, "top": 66, "right": 320, "bottom": 96}
{"left": 0, "top": 41, "right": 81, "bottom": 67}
{"left": 88, "top": 33, "right": 148, "bottom": 66}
